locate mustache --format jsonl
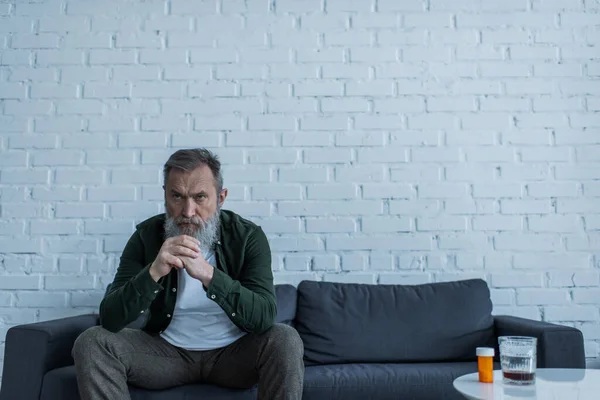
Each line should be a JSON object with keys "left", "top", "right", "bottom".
{"left": 174, "top": 216, "right": 204, "bottom": 226}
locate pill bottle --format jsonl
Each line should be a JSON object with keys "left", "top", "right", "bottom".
{"left": 476, "top": 347, "right": 495, "bottom": 383}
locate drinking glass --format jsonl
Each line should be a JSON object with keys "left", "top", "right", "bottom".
{"left": 498, "top": 336, "right": 537, "bottom": 385}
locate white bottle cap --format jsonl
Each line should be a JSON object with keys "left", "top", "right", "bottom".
{"left": 476, "top": 347, "right": 495, "bottom": 357}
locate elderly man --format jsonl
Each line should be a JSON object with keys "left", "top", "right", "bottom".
{"left": 72, "top": 148, "right": 304, "bottom": 400}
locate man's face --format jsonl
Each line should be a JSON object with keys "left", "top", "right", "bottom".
{"left": 164, "top": 164, "right": 227, "bottom": 240}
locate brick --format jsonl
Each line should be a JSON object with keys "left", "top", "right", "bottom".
{"left": 0, "top": 83, "right": 26, "bottom": 99}
{"left": 529, "top": 215, "right": 582, "bottom": 233}
{"left": 306, "top": 218, "right": 356, "bottom": 233}
{"left": 490, "top": 289, "right": 515, "bottom": 306}
{"left": 188, "top": 82, "right": 236, "bottom": 98}
{"left": 327, "top": 235, "right": 432, "bottom": 251}
{"left": 362, "top": 183, "right": 411, "bottom": 199}
{"left": 578, "top": 146, "right": 600, "bottom": 161}
{"left": 500, "top": 165, "right": 551, "bottom": 180}
{"left": 303, "top": 148, "right": 352, "bottom": 164}
{"left": 252, "top": 185, "right": 301, "bottom": 200}
{"left": 269, "top": 237, "right": 322, "bottom": 252}
{"left": 340, "top": 254, "right": 367, "bottom": 271}
{"left": 283, "top": 255, "right": 311, "bottom": 272}
{"left": 2, "top": 203, "right": 45, "bottom": 219}
{"left": 0, "top": 221, "right": 25, "bottom": 236}
{"left": 0, "top": 170, "right": 49, "bottom": 184}
{"left": 387, "top": 164, "right": 436, "bottom": 182}
{"left": 473, "top": 216, "right": 522, "bottom": 231}
{"left": 118, "top": 133, "right": 166, "bottom": 148}
{"left": 355, "top": 115, "right": 401, "bottom": 130}
{"left": 417, "top": 217, "right": 466, "bottom": 231}
{"left": 419, "top": 184, "right": 467, "bottom": 198}
{"left": 111, "top": 169, "right": 160, "bottom": 184}
{"left": 527, "top": 182, "right": 579, "bottom": 197}
{"left": 492, "top": 273, "right": 544, "bottom": 288}
{"left": 84, "top": 83, "right": 129, "bottom": 98}
{"left": 456, "top": 46, "right": 503, "bottom": 61}
{"left": 506, "top": 80, "right": 555, "bottom": 95}
{"left": 493, "top": 306, "right": 541, "bottom": 320}
{"left": 32, "top": 187, "right": 80, "bottom": 201}
{"left": 249, "top": 115, "right": 294, "bottom": 131}
{"left": 357, "top": 148, "right": 408, "bottom": 163}
{"left": 301, "top": 116, "right": 347, "bottom": 131}
{"left": 294, "top": 81, "right": 343, "bottom": 96}
{"left": 254, "top": 218, "right": 300, "bottom": 234}
{"left": 464, "top": 146, "right": 515, "bottom": 161}
{"left": 278, "top": 201, "right": 382, "bottom": 216}
{"left": 521, "top": 147, "right": 571, "bottom": 161}
{"left": 45, "top": 276, "right": 95, "bottom": 290}
{"left": 559, "top": 199, "right": 600, "bottom": 213}
{"left": 222, "top": 166, "right": 271, "bottom": 183}
{"left": 110, "top": 203, "right": 159, "bottom": 218}
{"left": 55, "top": 170, "right": 104, "bottom": 185}
{"left": 87, "top": 150, "right": 136, "bottom": 165}
{"left": 248, "top": 149, "right": 299, "bottom": 164}
{"left": 15, "top": 292, "right": 67, "bottom": 308}
{"left": 313, "top": 254, "right": 340, "bottom": 271}
{"left": 556, "top": 165, "right": 600, "bottom": 180}
{"left": 226, "top": 133, "right": 276, "bottom": 148}
{"left": 112, "top": 66, "right": 161, "bottom": 81}
{"left": 321, "top": 98, "right": 368, "bottom": 113}
{"left": 495, "top": 233, "right": 561, "bottom": 250}
{"left": 473, "top": 184, "right": 522, "bottom": 198}
{"left": 503, "top": 130, "right": 552, "bottom": 145}
{"left": 31, "top": 221, "right": 79, "bottom": 235}
{"left": 349, "top": 47, "right": 396, "bottom": 63}
{"left": 0, "top": 239, "right": 41, "bottom": 254}
{"left": 36, "top": 50, "right": 84, "bottom": 66}
{"left": 306, "top": 184, "right": 357, "bottom": 200}
{"left": 554, "top": 129, "right": 600, "bottom": 146}
{"left": 132, "top": 82, "right": 183, "bottom": 98}
{"left": 216, "top": 65, "right": 264, "bottom": 80}
{"left": 0, "top": 188, "right": 27, "bottom": 201}
{"left": 390, "top": 200, "right": 440, "bottom": 216}
{"left": 85, "top": 221, "right": 134, "bottom": 235}
{"left": 334, "top": 133, "right": 383, "bottom": 147}
{"left": 269, "top": 99, "right": 315, "bottom": 113}
{"left": 571, "top": 114, "right": 600, "bottom": 128}
{"left": 4, "top": 99, "right": 51, "bottom": 117}
{"left": 55, "top": 203, "right": 104, "bottom": 218}
{"left": 545, "top": 306, "right": 598, "bottom": 321}
{"left": 278, "top": 167, "right": 327, "bottom": 183}
{"left": 12, "top": 33, "right": 59, "bottom": 49}
{"left": 9, "top": 67, "right": 57, "bottom": 82}
{"left": 0, "top": 151, "right": 27, "bottom": 167}
{"left": 428, "top": 97, "right": 475, "bottom": 112}
{"left": 335, "top": 166, "right": 385, "bottom": 182}
{"left": 409, "top": 113, "right": 456, "bottom": 129}
{"left": 560, "top": 80, "right": 600, "bottom": 95}
{"left": 375, "top": 97, "right": 425, "bottom": 113}
{"left": 438, "top": 233, "right": 489, "bottom": 250}
{"left": 363, "top": 217, "right": 412, "bottom": 233}
{"left": 32, "top": 150, "right": 83, "bottom": 166}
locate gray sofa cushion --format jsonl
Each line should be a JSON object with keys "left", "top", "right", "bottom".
{"left": 296, "top": 279, "right": 495, "bottom": 365}
{"left": 303, "top": 361, "right": 499, "bottom": 400}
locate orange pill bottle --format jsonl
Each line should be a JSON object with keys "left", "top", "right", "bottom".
{"left": 476, "top": 347, "right": 495, "bottom": 383}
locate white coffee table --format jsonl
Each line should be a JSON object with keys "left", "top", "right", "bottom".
{"left": 453, "top": 368, "right": 599, "bottom": 399}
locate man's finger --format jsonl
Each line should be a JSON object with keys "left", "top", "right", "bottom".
{"left": 165, "top": 254, "right": 184, "bottom": 269}
{"left": 172, "top": 245, "right": 199, "bottom": 258}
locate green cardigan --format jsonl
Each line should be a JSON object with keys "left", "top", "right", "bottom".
{"left": 99, "top": 209, "right": 276, "bottom": 334}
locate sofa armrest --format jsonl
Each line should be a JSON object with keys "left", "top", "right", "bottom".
{"left": 0, "top": 314, "right": 98, "bottom": 400}
{"left": 494, "top": 315, "right": 585, "bottom": 369}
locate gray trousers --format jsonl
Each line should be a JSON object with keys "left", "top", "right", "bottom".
{"left": 72, "top": 323, "right": 304, "bottom": 400}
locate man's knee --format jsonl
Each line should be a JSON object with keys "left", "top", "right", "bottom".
{"left": 265, "top": 324, "right": 304, "bottom": 358}
{"left": 72, "top": 325, "right": 112, "bottom": 361}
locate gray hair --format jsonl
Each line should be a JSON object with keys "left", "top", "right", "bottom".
{"left": 163, "top": 148, "right": 223, "bottom": 193}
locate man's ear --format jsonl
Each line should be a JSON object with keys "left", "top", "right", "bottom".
{"left": 218, "top": 188, "right": 228, "bottom": 206}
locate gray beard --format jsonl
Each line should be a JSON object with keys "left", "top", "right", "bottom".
{"left": 164, "top": 208, "right": 221, "bottom": 252}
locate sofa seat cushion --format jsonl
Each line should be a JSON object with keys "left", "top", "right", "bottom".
{"left": 303, "top": 362, "right": 498, "bottom": 400}
{"left": 40, "top": 365, "right": 256, "bottom": 400}
{"left": 296, "top": 279, "right": 495, "bottom": 365}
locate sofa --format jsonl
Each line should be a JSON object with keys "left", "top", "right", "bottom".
{"left": 1, "top": 278, "right": 585, "bottom": 400}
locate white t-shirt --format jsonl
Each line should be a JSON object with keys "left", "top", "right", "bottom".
{"left": 160, "top": 249, "right": 246, "bottom": 350}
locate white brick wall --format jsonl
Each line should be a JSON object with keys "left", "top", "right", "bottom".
{"left": 1, "top": 0, "right": 600, "bottom": 381}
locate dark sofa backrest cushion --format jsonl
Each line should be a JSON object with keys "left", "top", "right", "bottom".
{"left": 295, "top": 279, "right": 495, "bottom": 365}
{"left": 274, "top": 284, "right": 297, "bottom": 326}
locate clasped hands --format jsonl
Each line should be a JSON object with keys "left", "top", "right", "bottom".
{"left": 149, "top": 235, "right": 214, "bottom": 287}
